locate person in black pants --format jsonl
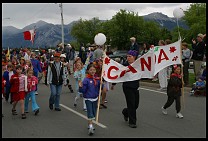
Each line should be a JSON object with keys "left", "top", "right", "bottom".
{"left": 111, "top": 50, "right": 139, "bottom": 128}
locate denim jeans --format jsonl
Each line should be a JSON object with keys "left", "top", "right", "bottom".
{"left": 49, "top": 84, "right": 62, "bottom": 108}
{"left": 25, "top": 91, "right": 40, "bottom": 112}
{"left": 85, "top": 100, "right": 97, "bottom": 120}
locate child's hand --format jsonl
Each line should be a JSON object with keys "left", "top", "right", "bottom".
{"left": 79, "top": 81, "right": 83, "bottom": 87}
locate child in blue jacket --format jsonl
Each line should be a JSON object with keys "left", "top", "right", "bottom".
{"left": 79, "top": 63, "right": 102, "bottom": 136}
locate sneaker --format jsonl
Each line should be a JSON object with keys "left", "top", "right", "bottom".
{"left": 88, "top": 127, "right": 94, "bottom": 136}
{"left": 55, "top": 108, "right": 61, "bottom": 111}
{"left": 161, "top": 107, "right": 167, "bottom": 115}
{"left": 83, "top": 109, "right": 87, "bottom": 112}
{"left": 21, "top": 113, "right": 26, "bottom": 119}
{"left": 152, "top": 78, "right": 158, "bottom": 81}
{"left": 34, "top": 109, "right": 39, "bottom": 115}
{"left": 100, "top": 104, "right": 107, "bottom": 109}
{"left": 189, "top": 92, "right": 194, "bottom": 96}
{"left": 35, "top": 91, "right": 38, "bottom": 95}
{"left": 190, "top": 90, "right": 194, "bottom": 93}
{"left": 49, "top": 104, "right": 53, "bottom": 110}
{"left": 129, "top": 124, "right": 137, "bottom": 128}
{"left": 104, "top": 100, "right": 108, "bottom": 103}
{"left": 176, "top": 112, "right": 183, "bottom": 119}
{"left": 74, "top": 103, "right": 77, "bottom": 107}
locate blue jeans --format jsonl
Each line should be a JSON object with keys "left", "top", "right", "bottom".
{"left": 49, "top": 84, "right": 62, "bottom": 108}
{"left": 25, "top": 91, "right": 40, "bottom": 112}
{"left": 85, "top": 100, "right": 97, "bottom": 120}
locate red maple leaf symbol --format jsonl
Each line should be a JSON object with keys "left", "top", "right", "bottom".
{"left": 169, "top": 46, "right": 176, "bottom": 53}
{"left": 105, "top": 57, "right": 110, "bottom": 65}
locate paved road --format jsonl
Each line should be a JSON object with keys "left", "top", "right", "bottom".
{"left": 2, "top": 76, "right": 206, "bottom": 138}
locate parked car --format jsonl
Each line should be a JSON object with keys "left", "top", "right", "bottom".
{"left": 108, "top": 50, "right": 128, "bottom": 64}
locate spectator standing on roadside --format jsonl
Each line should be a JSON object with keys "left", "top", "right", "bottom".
{"left": 130, "top": 37, "right": 139, "bottom": 52}
{"left": 181, "top": 42, "right": 191, "bottom": 86}
{"left": 191, "top": 33, "right": 206, "bottom": 80}
{"left": 93, "top": 45, "right": 104, "bottom": 61}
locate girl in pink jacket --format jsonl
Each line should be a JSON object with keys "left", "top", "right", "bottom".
{"left": 24, "top": 68, "right": 40, "bottom": 115}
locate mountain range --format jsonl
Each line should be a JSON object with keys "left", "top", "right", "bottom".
{"left": 2, "top": 12, "right": 189, "bottom": 48}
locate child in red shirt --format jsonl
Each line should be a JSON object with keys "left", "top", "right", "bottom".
{"left": 10, "top": 65, "right": 27, "bottom": 119}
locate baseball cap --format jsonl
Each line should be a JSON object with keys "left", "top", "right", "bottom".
{"left": 54, "top": 53, "right": 61, "bottom": 57}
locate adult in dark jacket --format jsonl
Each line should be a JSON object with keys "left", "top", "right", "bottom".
{"left": 46, "top": 53, "right": 67, "bottom": 111}
{"left": 130, "top": 37, "right": 139, "bottom": 52}
{"left": 111, "top": 50, "right": 140, "bottom": 128}
{"left": 191, "top": 33, "right": 206, "bottom": 80}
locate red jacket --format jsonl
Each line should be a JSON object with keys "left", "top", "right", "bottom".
{"left": 2, "top": 78, "right": 6, "bottom": 94}
{"left": 10, "top": 74, "right": 26, "bottom": 93}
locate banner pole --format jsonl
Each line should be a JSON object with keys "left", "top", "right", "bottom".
{"left": 95, "top": 48, "right": 106, "bottom": 123}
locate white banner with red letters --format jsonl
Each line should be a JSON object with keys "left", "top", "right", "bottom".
{"left": 103, "top": 40, "right": 182, "bottom": 83}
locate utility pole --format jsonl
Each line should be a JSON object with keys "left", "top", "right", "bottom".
{"left": 59, "top": 3, "right": 64, "bottom": 49}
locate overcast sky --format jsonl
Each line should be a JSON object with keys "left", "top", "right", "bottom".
{"left": 2, "top": 3, "right": 192, "bottom": 29}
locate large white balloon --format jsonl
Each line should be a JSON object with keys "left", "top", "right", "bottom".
{"left": 94, "top": 33, "right": 106, "bottom": 45}
{"left": 173, "top": 8, "right": 185, "bottom": 19}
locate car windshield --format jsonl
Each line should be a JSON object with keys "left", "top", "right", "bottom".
{"left": 113, "top": 50, "right": 127, "bottom": 55}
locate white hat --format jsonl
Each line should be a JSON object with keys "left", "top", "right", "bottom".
{"left": 67, "top": 44, "right": 71, "bottom": 47}
{"left": 130, "top": 37, "right": 136, "bottom": 41}
{"left": 60, "top": 54, "right": 66, "bottom": 58}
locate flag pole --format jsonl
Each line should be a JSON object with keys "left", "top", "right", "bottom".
{"left": 95, "top": 47, "right": 106, "bottom": 123}
{"left": 177, "top": 20, "right": 185, "bottom": 110}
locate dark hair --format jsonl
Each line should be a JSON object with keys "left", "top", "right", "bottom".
{"left": 86, "top": 63, "right": 96, "bottom": 74}
{"left": 171, "top": 64, "right": 181, "bottom": 74}
{"left": 165, "top": 39, "right": 172, "bottom": 45}
{"left": 16, "top": 65, "right": 23, "bottom": 70}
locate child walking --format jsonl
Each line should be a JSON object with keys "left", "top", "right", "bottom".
{"left": 161, "top": 64, "right": 183, "bottom": 119}
{"left": 60, "top": 54, "right": 74, "bottom": 93}
{"left": 24, "top": 68, "right": 40, "bottom": 115}
{"left": 10, "top": 65, "right": 27, "bottom": 119}
{"left": 79, "top": 63, "right": 102, "bottom": 136}
{"left": 73, "top": 54, "right": 90, "bottom": 111}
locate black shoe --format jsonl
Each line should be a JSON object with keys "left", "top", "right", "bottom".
{"left": 49, "top": 104, "right": 53, "bottom": 110}
{"left": 129, "top": 124, "right": 137, "bottom": 128}
{"left": 34, "top": 109, "right": 39, "bottom": 115}
{"left": 55, "top": 108, "right": 61, "bottom": 111}
{"left": 100, "top": 104, "right": 107, "bottom": 109}
{"left": 12, "top": 109, "right": 18, "bottom": 115}
{"left": 123, "top": 115, "right": 128, "bottom": 122}
{"left": 21, "top": 113, "right": 27, "bottom": 119}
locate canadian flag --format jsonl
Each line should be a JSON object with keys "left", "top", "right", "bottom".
{"left": 23, "top": 29, "right": 36, "bottom": 44}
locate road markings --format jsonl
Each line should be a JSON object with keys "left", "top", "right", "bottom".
{"left": 60, "top": 104, "right": 107, "bottom": 128}
{"left": 140, "top": 87, "right": 167, "bottom": 95}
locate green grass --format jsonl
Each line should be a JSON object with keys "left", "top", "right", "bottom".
{"left": 189, "top": 73, "right": 195, "bottom": 86}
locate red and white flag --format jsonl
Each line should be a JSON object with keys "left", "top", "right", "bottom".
{"left": 23, "top": 29, "right": 36, "bottom": 44}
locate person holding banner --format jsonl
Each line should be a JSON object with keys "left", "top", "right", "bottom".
{"left": 158, "top": 40, "right": 168, "bottom": 91}
{"left": 161, "top": 64, "right": 183, "bottom": 119}
{"left": 111, "top": 50, "right": 140, "bottom": 128}
{"left": 79, "top": 63, "right": 102, "bottom": 136}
